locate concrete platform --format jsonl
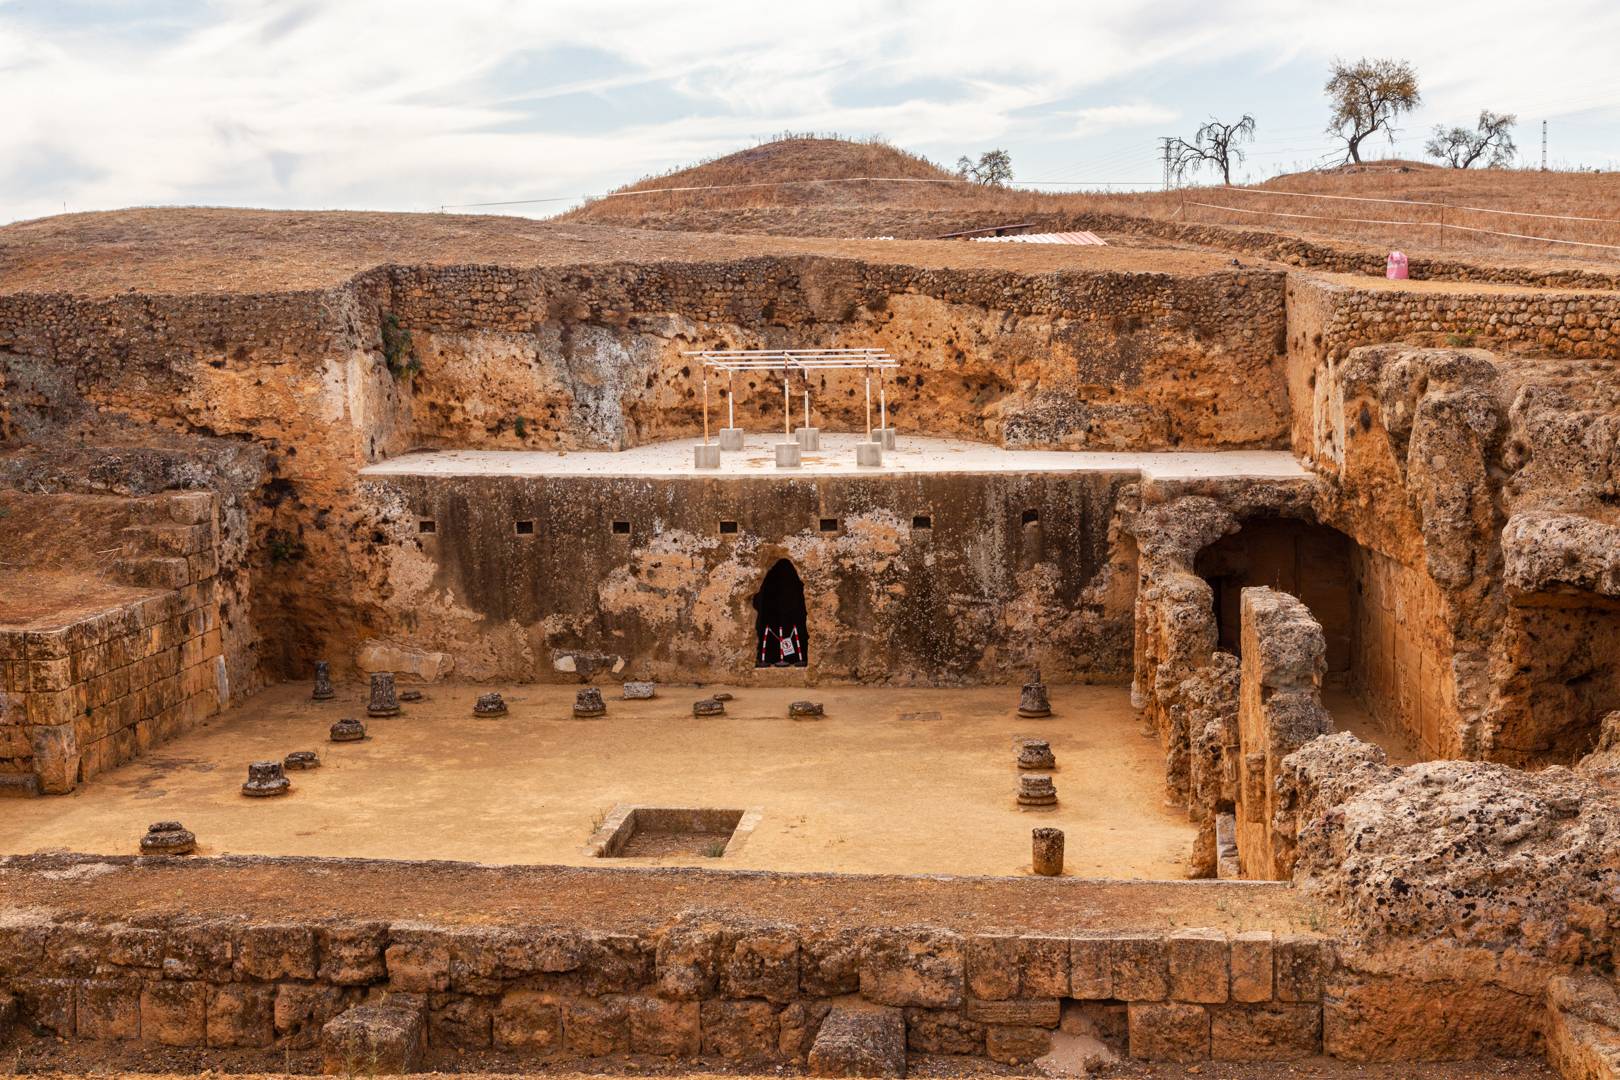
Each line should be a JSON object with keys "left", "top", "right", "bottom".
{"left": 361, "top": 435, "right": 1311, "bottom": 482}
{"left": 0, "top": 681, "right": 1196, "bottom": 879}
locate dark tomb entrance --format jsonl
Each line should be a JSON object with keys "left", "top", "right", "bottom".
{"left": 753, "top": 559, "right": 808, "bottom": 667}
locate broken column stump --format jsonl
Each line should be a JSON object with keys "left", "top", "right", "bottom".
{"left": 139, "top": 821, "right": 196, "bottom": 856}
{"left": 473, "top": 692, "right": 508, "bottom": 718}
{"left": 574, "top": 687, "right": 606, "bottom": 718}
{"left": 242, "top": 760, "right": 291, "bottom": 798}
{"left": 311, "top": 659, "right": 335, "bottom": 701}
{"left": 1018, "top": 773, "right": 1057, "bottom": 807}
{"left": 1018, "top": 667, "right": 1051, "bottom": 718}
{"left": 329, "top": 717, "right": 366, "bottom": 742}
{"left": 283, "top": 750, "right": 320, "bottom": 771}
{"left": 808, "top": 1002, "right": 907, "bottom": 1078}
{"left": 366, "top": 672, "right": 400, "bottom": 718}
{"left": 789, "top": 700, "right": 824, "bottom": 719}
{"left": 693, "top": 698, "right": 726, "bottom": 717}
{"left": 1032, "top": 827, "right": 1065, "bottom": 876}
{"left": 321, "top": 1002, "right": 424, "bottom": 1075}
{"left": 623, "top": 680, "right": 656, "bottom": 699}
{"left": 1017, "top": 738, "right": 1055, "bottom": 770}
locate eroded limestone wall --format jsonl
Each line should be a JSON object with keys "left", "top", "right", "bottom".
{"left": 0, "top": 256, "right": 1290, "bottom": 688}
{"left": 358, "top": 470, "right": 1136, "bottom": 685}
{"left": 1234, "top": 588, "right": 1331, "bottom": 882}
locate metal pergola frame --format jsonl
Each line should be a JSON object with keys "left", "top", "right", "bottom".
{"left": 682, "top": 348, "right": 899, "bottom": 443}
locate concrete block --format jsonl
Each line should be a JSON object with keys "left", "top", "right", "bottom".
{"left": 872, "top": 427, "right": 897, "bottom": 450}
{"left": 775, "top": 442, "right": 802, "bottom": 468}
{"left": 795, "top": 426, "right": 822, "bottom": 450}
{"left": 718, "top": 427, "right": 745, "bottom": 451}
{"left": 855, "top": 442, "right": 883, "bottom": 467}
{"left": 693, "top": 443, "right": 722, "bottom": 469}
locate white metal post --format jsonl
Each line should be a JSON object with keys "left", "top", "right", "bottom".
{"left": 783, "top": 363, "right": 791, "bottom": 438}
{"left": 864, "top": 367, "right": 872, "bottom": 439}
{"left": 728, "top": 372, "right": 735, "bottom": 428}
{"left": 702, "top": 368, "right": 709, "bottom": 443}
{"left": 878, "top": 369, "right": 887, "bottom": 430}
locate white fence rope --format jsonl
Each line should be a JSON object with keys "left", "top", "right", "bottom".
{"left": 1186, "top": 199, "right": 1620, "bottom": 252}
{"left": 1220, "top": 184, "right": 1620, "bottom": 225}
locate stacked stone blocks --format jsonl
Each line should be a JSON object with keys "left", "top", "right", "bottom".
{"left": 0, "top": 492, "right": 225, "bottom": 795}
{"left": 0, "top": 915, "right": 1329, "bottom": 1068}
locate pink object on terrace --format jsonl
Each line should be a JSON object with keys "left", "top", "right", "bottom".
{"left": 1386, "top": 251, "right": 1410, "bottom": 279}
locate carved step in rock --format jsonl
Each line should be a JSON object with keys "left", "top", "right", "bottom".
{"left": 139, "top": 821, "right": 196, "bottom": 855}
{"left": 1017, "top": 738, "right": 1055, "bottom": 770}
{"left": 808, "top": 1002, "right": 907, "bottom": 1078}
{"left": 321, "top": 1002, "right": 425, "bottom": 1075}
{"left": 1018, "top": 668, "right": 1051, "bottom": 718}
{"left": 283, "top": 750, "right": 320, "bottom": 771}
{"left": 574, "top": 687, "right": 606, "bottom": 718}
{"left": 242, "top": 760, "right": 290, "bottom": 798}
{"left": 1018, "top": 773, "right": 1057, "bottom": 807}
{"left": 330, "top": 717, "right": 366, "bottom": 742}
{"left": 366, "top": 672, "right": 400, "bottom": 718}
{"left": 789, "top": 700, "right": 824, "bottom": 719}
{"left": 311, "top": 660, "right": 334, "bottom": 701}
{"left": 693, "top": 698, "right": 726, "bottom": 717}
{"left": 473, "top": 692, "right": 508, "bottom": 718}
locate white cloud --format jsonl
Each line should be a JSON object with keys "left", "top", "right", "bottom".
{"left": 0, "top": 0, "right": 1615, "bottom": 223}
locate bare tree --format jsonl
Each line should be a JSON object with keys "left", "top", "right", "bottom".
{"left": 955, "top": 149, "right": 1013, "bottom": 186}
{"left": 1425, "top": 111, "right": 1518, "bottom": 168}
{"left": 1169, "top": 115, "right": 1257, "bottom": 185}
{"left": 1324, "top": 57, "right": 1421, "bottom": 163}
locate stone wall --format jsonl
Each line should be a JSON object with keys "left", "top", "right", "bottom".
{"left": 359, "top": 469, "right": 1136, "bottom": 685}
{"left": 0, "top": 491, "right": 224, "bottom": 795}
{"left": 0, "top": 890, "right": 1331, "bottom": 1067}
{"left": 1234, "top": 588, "right": 1331, "bottom": 882}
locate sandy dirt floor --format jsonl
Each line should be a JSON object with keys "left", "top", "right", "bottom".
{"left": 2, "top": 682, "right": 1200, "bottom": 879}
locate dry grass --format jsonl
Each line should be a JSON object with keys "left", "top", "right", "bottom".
{"left": 565, "top": 138, "right": 1620, "bottom": 272}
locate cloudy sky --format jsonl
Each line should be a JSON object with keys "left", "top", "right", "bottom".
{"left": 2, "top": 0, "right": 1617, "bottom": 224}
